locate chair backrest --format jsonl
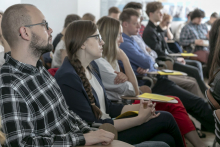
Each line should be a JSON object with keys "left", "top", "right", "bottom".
{"left": 99, "top": 123, "right": 118, "bottom": 140}
{"left": 205, "top": 89, "right": 220, "bottom": 110}
{"left": 214, "top": 109, "right": 220, "bottom": 144}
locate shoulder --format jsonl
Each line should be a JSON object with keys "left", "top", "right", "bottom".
{"left": 55, "top": 40, "right": 65, "bottom": 51}
{"left": 94, "top": 58, "right": 115, "bottom": 73}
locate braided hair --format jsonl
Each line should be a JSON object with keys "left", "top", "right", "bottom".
{"left": 65, "top": 20, "right": 102, "bottom": 118}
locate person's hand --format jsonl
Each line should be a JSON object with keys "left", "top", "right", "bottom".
{"left": 146, "top": 47, "right": 152, "bottom": 53}
{"left": 114, "top": 71, "right": 128, "bottom": 84}
{"left": 194, "top": 39, "right": 204, "bottom": 46}
{"left": 177, "top": 57, "right": 186, "bottom": 65}
{"left": 84, "top": 129, "right": 114, "bottom": 146}
{"left": 137, "top": 67, "right": 149, "bottom": 75}
{"left": 137, "top": 100, "right": 160, "bottom": 125}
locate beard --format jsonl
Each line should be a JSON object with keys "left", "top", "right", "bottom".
{"left": 29, "top": 32, "right": 53, "bottom": 58}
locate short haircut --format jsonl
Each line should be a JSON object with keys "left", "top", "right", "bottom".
{"left": 123, "top": 2, "right": 142, "bottom": 10}
{"left": 108, "top": 7, "right": 120, "bottom": 15}
{"left": 82, "top": 13, "right": 95, "bottom": 22}
{"left": 64, "top": 14, "right": 81, "bottom": 28}
{"left": 211, "top": 12, "right": 219, "bottom": 18}
{"left": 146, "top": 2, "right": 163, "bottom": 17}
{"left": 187, "top": 12, "right": 192, "bottom": 17}
{"left": 1, "top": 4, "right": 34, "bottom": 47}
{"left": 119, "top": 8, "right": 140, "bottom": 22}
{"left": 191, "top": 9, "right": 205, "bottom": 20}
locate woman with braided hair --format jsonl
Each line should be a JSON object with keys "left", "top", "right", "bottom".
{"left": 55, "top": 20, "right": 184, "bottom": 147}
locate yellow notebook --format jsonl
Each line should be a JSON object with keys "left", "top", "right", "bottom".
{"left": 139, "top": 93, "right": 174, "bottom": 102}
{"left": 181, "top": 53, "right": 196, "bottom": 56}
{"left": 158, "top": 71, "right": 183, "bottom": 75}
{"left": 116, "top": 111, "right": 139, "bottom": 119}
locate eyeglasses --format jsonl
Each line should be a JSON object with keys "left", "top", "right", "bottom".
{"left": 19, "top": 21, "right": 49, "bottom": 36}
{"left": 87, "top": 34, "right": 103, "bottom": 43}
{"left": 25, "top": 21, "right": 49, "bottom": 30}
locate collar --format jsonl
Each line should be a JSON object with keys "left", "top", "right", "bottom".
{"left": 148, "top": 20, "right": 157, "bottom": 29}
{"left": 4, "top": 52, "right": 43, "bottom": 75}
{"left": 122, "top": 33, "right": 134, "bottom": 41}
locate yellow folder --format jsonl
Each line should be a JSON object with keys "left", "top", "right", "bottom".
{"left": 181, "top": 53, "right": 196, "bottom": 56}
{"left": 116, "top": 111, "right": 139, "bottom": 119}
{"left": 158, "top": 71, "right": 183, "bottom": 75}
{"left": 138, "top": 93, "right": 174, "bottom": 102}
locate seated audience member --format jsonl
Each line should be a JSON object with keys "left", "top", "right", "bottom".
{"left": 159, "top": 13, "right": 182, "bottom": 53}
{"left": 53, "top": 14, "right": 81, "bottom": 51}
{"left": 108, "top": 6, "right": 120, "bottom": 20}
{"left": 52, "top": 14, "right": 81, "bottom": 68}
{"left": 209, "top": 20, "right": 220, "bottom": 104}
{"left": 82, "top": 13, "right": 96, "bottom": 23}
{"left": 142, "top": 2, "right": 207, "bottom": 94}
{"left": 175, "top": 12, "right": 192, "bottom": 41}
{"left": 95, "top": 16, "right": 206, "bottom": 147}
{"left": 205, "top": 12, "right": 219, "bottom": 30}
{"left": 0, "top": 4, "right": 116, "bottom": 146}
{"left": 0, "top": 11, "right": 10, "bottom": 67}
{"left": 123, "top": 2, "right": 145, "bottom": 37}
{"left": 119, "top": 8, "right": 214, "bottom": 133}
{"left": 206, "top": 19, "right": 220, "bottom": 78}
{"left": 55, "top": 20, "right": 185, "bottom": 147}
{"left": 179, "top": 9, "right": 209, "bottom": 63}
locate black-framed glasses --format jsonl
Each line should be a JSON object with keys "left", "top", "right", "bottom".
{"left": 87, "top": 34, "right": 102, "bottom": 43}
{"left": 19, "top": 21, "right": 49, "bottom": 36}
{"left": 25, "top": 21, "right": 49, "bottom": 30}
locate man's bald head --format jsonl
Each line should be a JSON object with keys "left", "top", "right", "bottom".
{"left": 1, "top": 4, "right": 35, "bottom": 47}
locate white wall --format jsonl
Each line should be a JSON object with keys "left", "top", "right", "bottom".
{"left": 21, "top": 0, "right": 78, "bottom": 40}
{"left": 0, "top": 0, "right": 21, "bottom": 12}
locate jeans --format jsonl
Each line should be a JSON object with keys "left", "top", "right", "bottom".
{"left": 173, "top": 61, "right": 207, "bottom": 95}
{"left": 118, "top": 111, "right": 184, "bottom": 147}
{"left": 134, "top": 141, "right": 169, "bottom": 147}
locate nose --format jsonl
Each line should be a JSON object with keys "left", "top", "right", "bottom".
{"left": 100, "top": 39, "right": 105, "bottom": 45}
{"left": 48, "top": 27, "right": 53, "bottom": 34}
{"left": 120, "top": 36, "right": 124, "bottom": 43}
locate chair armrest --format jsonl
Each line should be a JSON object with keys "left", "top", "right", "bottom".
{"left": 136, "top": 75, "right": 155, "bottom": 88}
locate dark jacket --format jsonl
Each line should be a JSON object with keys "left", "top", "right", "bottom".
{"left": 55, "top": 57, "right": 124, "bottom": 125}
{"left": 142, "top": 20, "right": 173, "bottom": 57}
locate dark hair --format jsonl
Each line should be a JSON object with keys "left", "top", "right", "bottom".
{"left": 187, "top": 12, "right": 192, "bottom": 17}
{"left": 1, "top": 4, "right": 33, "bottom": 47}
{"left": 211, "top": 12, "right": 219, "bottom": 18}
{"left": 65, "top": 20, "right": 102, "bottom": 118}
{"left": 108, "top": 7, "right": 120, "bottom": 15}
{"left": 191, "top": 9, "right": 205, "bottom": 20}
{"left": 64, "top": 14, "right": 81, "bottom": 28}
{"left": 82, "top": 13, "right": 95, "bottom": 22}
{"left": 146, "top": 2, "right": 163, "bottom": 17}
{"left": 119, "top": 8, "right": 139, "bottom": 22}
{"left": 208, "top": 18, "right": 220, "bottom": 81}
{"left": 123, "top": 2, "right": 142, "bottom": 10}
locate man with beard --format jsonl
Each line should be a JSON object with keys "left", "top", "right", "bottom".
{"left": 0, "top": 4, "right": 115, "bottom": 147}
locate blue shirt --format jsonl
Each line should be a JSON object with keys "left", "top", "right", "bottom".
{"left": 119, "top": 33, "right": 157, "bottom": 76}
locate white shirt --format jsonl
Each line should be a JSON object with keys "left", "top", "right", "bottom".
{"left": 89, "top": 73, "right": 111, "bottom": 119}
{"left": 52, "top": 40, "right": 66, "bottom": 68}
{"left": 95, "top": 58, "right": 135, "bottom": 101}
{"left": 0, "top": 45, "right": 5, "bottom": 67}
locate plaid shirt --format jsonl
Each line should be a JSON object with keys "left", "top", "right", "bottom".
{"left": 0, "top": 53, "right": 91, "bottom": 147}
{"left": 179, "top": 22, "right": 208, "bottom": 52}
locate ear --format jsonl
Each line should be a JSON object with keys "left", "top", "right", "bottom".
{"left": 19, "top": 27, "right": 31, "bottom": 41}
{"left": 80, "top": 43, "right": 86, "bottom": 50}
{"left": 122, "top": 21, "right": 128, "bottom": 28}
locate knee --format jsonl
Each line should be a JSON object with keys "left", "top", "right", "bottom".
{"left": 158, "top": 111, "right": 175, "bottom": 122}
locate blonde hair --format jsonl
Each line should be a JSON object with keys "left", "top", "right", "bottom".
{"left": 97, "top": 16, "right": 120, "bottom": 70}
{"left": 0, "top": 117, "right": 5, "bottom": 145}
